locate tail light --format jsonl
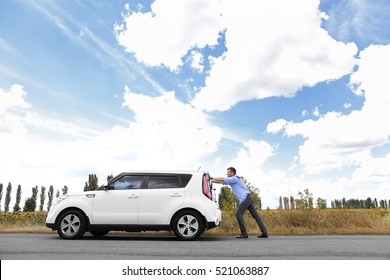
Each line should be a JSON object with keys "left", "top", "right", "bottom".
{"left": 202, "top": 174, "right": 212, "bottom": 200}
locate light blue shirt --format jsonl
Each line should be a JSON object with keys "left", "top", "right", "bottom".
{"left": 223, "top": 175, "right": 250, "bottom": 204}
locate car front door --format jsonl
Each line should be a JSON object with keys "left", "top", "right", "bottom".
{"left": 92, "top": 175, "right": 144, "bottom": 225}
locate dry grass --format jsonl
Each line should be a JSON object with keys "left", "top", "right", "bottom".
{"left": 0, "top": 212, "right": 52, "bottom": 233}
{"left": 1, "top": 209, "right": 390, "bottom": 235}
{"left": 207, "top": 208, "right": 390, "bottom": 236}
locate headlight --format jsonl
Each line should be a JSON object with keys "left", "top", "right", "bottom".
{"left": 54, "top": 195, "right": 68, "bottom": 205}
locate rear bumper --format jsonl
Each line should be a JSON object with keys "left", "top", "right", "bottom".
{"left": 206, "top": 209, "right": 221, "bottom": 229}
{"left": 46, "top": 223, "right": 56, "bottom": 230}
{"left": 207, "top": 221, "right": 219, "bottom": 229}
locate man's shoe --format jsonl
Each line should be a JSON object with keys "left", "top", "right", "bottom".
{"left": 236, "top": 235, "right": 249, "bottom": 239}
{"left": 257, "top": 234, "right": 268, "bottom": 238}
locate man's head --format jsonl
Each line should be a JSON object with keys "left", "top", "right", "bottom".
{"left": 226, "top": 167, "right": 236, "bottom": 177}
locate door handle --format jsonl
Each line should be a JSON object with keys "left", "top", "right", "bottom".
{"left": 128, "top": 194, "right": 138, "bottom": 199}
{"left": 170, "top": 193, "right": 182, "bottom": 197}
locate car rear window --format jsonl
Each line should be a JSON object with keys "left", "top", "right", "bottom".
{"left": 147, "top": 174, "right": 192, "bottom": 189}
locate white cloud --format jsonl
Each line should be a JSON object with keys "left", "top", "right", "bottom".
{"left": 343, "top": 102, "right": 352, "bottom": 109}
{"left": 114, "top": 0, "right": 224, "bottom": 71}
{"left": 214, "top": 156, "right": 222, "bottom": 167}
{"left": 0, "top": 84, "right": 30, "bottom": 115}
{"left": 313, "top": 106, "right": 321, "bottom": 117}
{"left": 352, "top": 153, "right": 390, "bottom": 185}
{"left": 188, "top": 50, "right": 205, "bottom": 73}
{"left": 229, "top": 139, "right": 275, "bottom": 174}
{"left": 121, "top": 87, "right": 223, "bottom": 166}
{"left": 279, "top": 44, "right": 390, "bottom": 174}
{"left": 113, "top": 0, "right": 358, "bottom": 111}
{"left": 191, "top": 0, "right": 358, "bottom": 111}
{"left": 0, "top": 85, "right": 223, "bottom": 205}
{"left": 0, "top": 85, "right": 31, "bottom": 137}
{"left": 266, "top": 119, "right": 289, "bottom": 134}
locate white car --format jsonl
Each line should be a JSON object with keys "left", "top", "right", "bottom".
{"left": 46, "top": 171, "right": 221, "bottom": 241}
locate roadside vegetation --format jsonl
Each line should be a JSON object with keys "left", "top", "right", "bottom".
{"left": 209, "top": 208, "right": 390, "bottom": 235}
{"left": 1, "top": 209, "right": 389, "bottom": 235}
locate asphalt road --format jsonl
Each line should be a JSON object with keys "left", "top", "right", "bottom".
{"left": 0, "top": 233, "right": 389, "bottom": 260}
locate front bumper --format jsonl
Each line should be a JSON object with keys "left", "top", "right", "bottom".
{"left": 46, "top": 223, "right": 56, "bottom": 230}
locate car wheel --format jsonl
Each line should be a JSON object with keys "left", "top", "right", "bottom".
{"left": 173, "top": 211, "right": 204, "bottom": 241}
{"left": 90, "top": 230, "right": 110, "bottom": 237}
{"left": 57, "top": 210, "right": 86, "bottom": 239}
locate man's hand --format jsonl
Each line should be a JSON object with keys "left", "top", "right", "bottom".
{"left": 211, "top": 177, "right": 224, "bottom": 184}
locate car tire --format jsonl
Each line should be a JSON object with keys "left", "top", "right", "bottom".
{"left": 172, "top": 210, "right": 204, "bottom": 241}
{"left": 90, "top": 230, "right": 110, "bottom": 237}
{"left": 57, "top": 210, "right": 86, "bottom": 239}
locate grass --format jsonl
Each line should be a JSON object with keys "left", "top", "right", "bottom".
{"left": 0, "top": 212, "right": 51, "bottom": 233}
{"left": 1, "top": 209, "right": 390, "bottom": 235}
{"left": 208, "top": 208, "right": 390, "bottom": 235}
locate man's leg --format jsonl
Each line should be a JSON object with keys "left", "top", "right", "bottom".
{"left": 248, "top": 202, "right": 268, "bottom": 235}
{"left": 236, "top": 195, "right": 252, "bottom": 236}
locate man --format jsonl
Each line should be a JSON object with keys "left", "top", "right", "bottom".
{"left": 211, "top": 167, "right": 268, "bottom": 239}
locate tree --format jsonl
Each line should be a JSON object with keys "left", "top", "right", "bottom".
{"left": 296, "top": 189, "right": 313, "bottom": 210}
{"left": 365, "top": 197, "right": 373, "bottom": 209}
{"left": 62, "top": 185, "right": 68, "bottom": 195}
{"left": 290, "top": 196, "right": 295, "bottom": 210}
{"left": 47, "top": 185, "right": 54, "bottom": 211}
{"left": 23, "top": 186, "right": 38, "bottom": 212}
{"left": 13, "top": 185, "right": 22, "bottom": 212}
{"left": 316, "top": 198, "right": 327, "bottom": 210}
{"left": 332, "top": 199, "right": 342, "bottom": 209}
{"left": 283, "top": 197, "right": 290, "bottom": 210}
{"left": 373, "top": 198, "right": 378, "bottom": 208}
{"left": 55, "top": 190, "right": 60, "bottom": 198}
{"left": 218, "top": 186, "right": 238, "bottom": 211}
{"left": 84, "top": 174, "right": 99, "bottom": 191}
{"left": 278, "top": 196, "right": 283, "bottom": 210}
{"left": 23, "top": 198, "right": 35, "bottom": 212}
{"left": 342, "top": 197, "right": 346, "bottom": 208}
{"left": 308, "top": 196, "right": 314, "bottom": 209}
{"left": 0, "top": 183, "right": 3, "bottom": 211}
{"left": 32, "top": 185, "right": 38, "bottom": 204}
{"left": 39, "top": 186, "right": 46, "bottom": 211}
{"left": 4, "top": 182, "right": 12, "bottom": 212}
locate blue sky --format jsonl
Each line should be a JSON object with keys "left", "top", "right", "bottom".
{"left": 1, "top": 0, "right": 390, "bottom": 209}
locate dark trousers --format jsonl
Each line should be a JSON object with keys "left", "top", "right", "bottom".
{"left": 236, "top": 194, "right": 267, "bottom": 236}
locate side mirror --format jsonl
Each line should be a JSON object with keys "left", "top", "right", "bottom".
{"left": 98, "top": 185, "right": 110, "bottom": 190}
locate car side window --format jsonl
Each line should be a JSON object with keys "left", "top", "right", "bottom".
{"left": 147, "top": 176, "right": 181, "bottom": 189}
{"left": 109, "top": 175, "right": 144, "bottom": 190}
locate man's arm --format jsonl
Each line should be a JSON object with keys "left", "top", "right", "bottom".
{"left": 210, "top": 177, "right": 224, "bottom": 184}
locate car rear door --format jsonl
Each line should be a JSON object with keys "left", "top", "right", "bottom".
{"left": 138, "top": 174, "right": 190, "bottom": 225}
